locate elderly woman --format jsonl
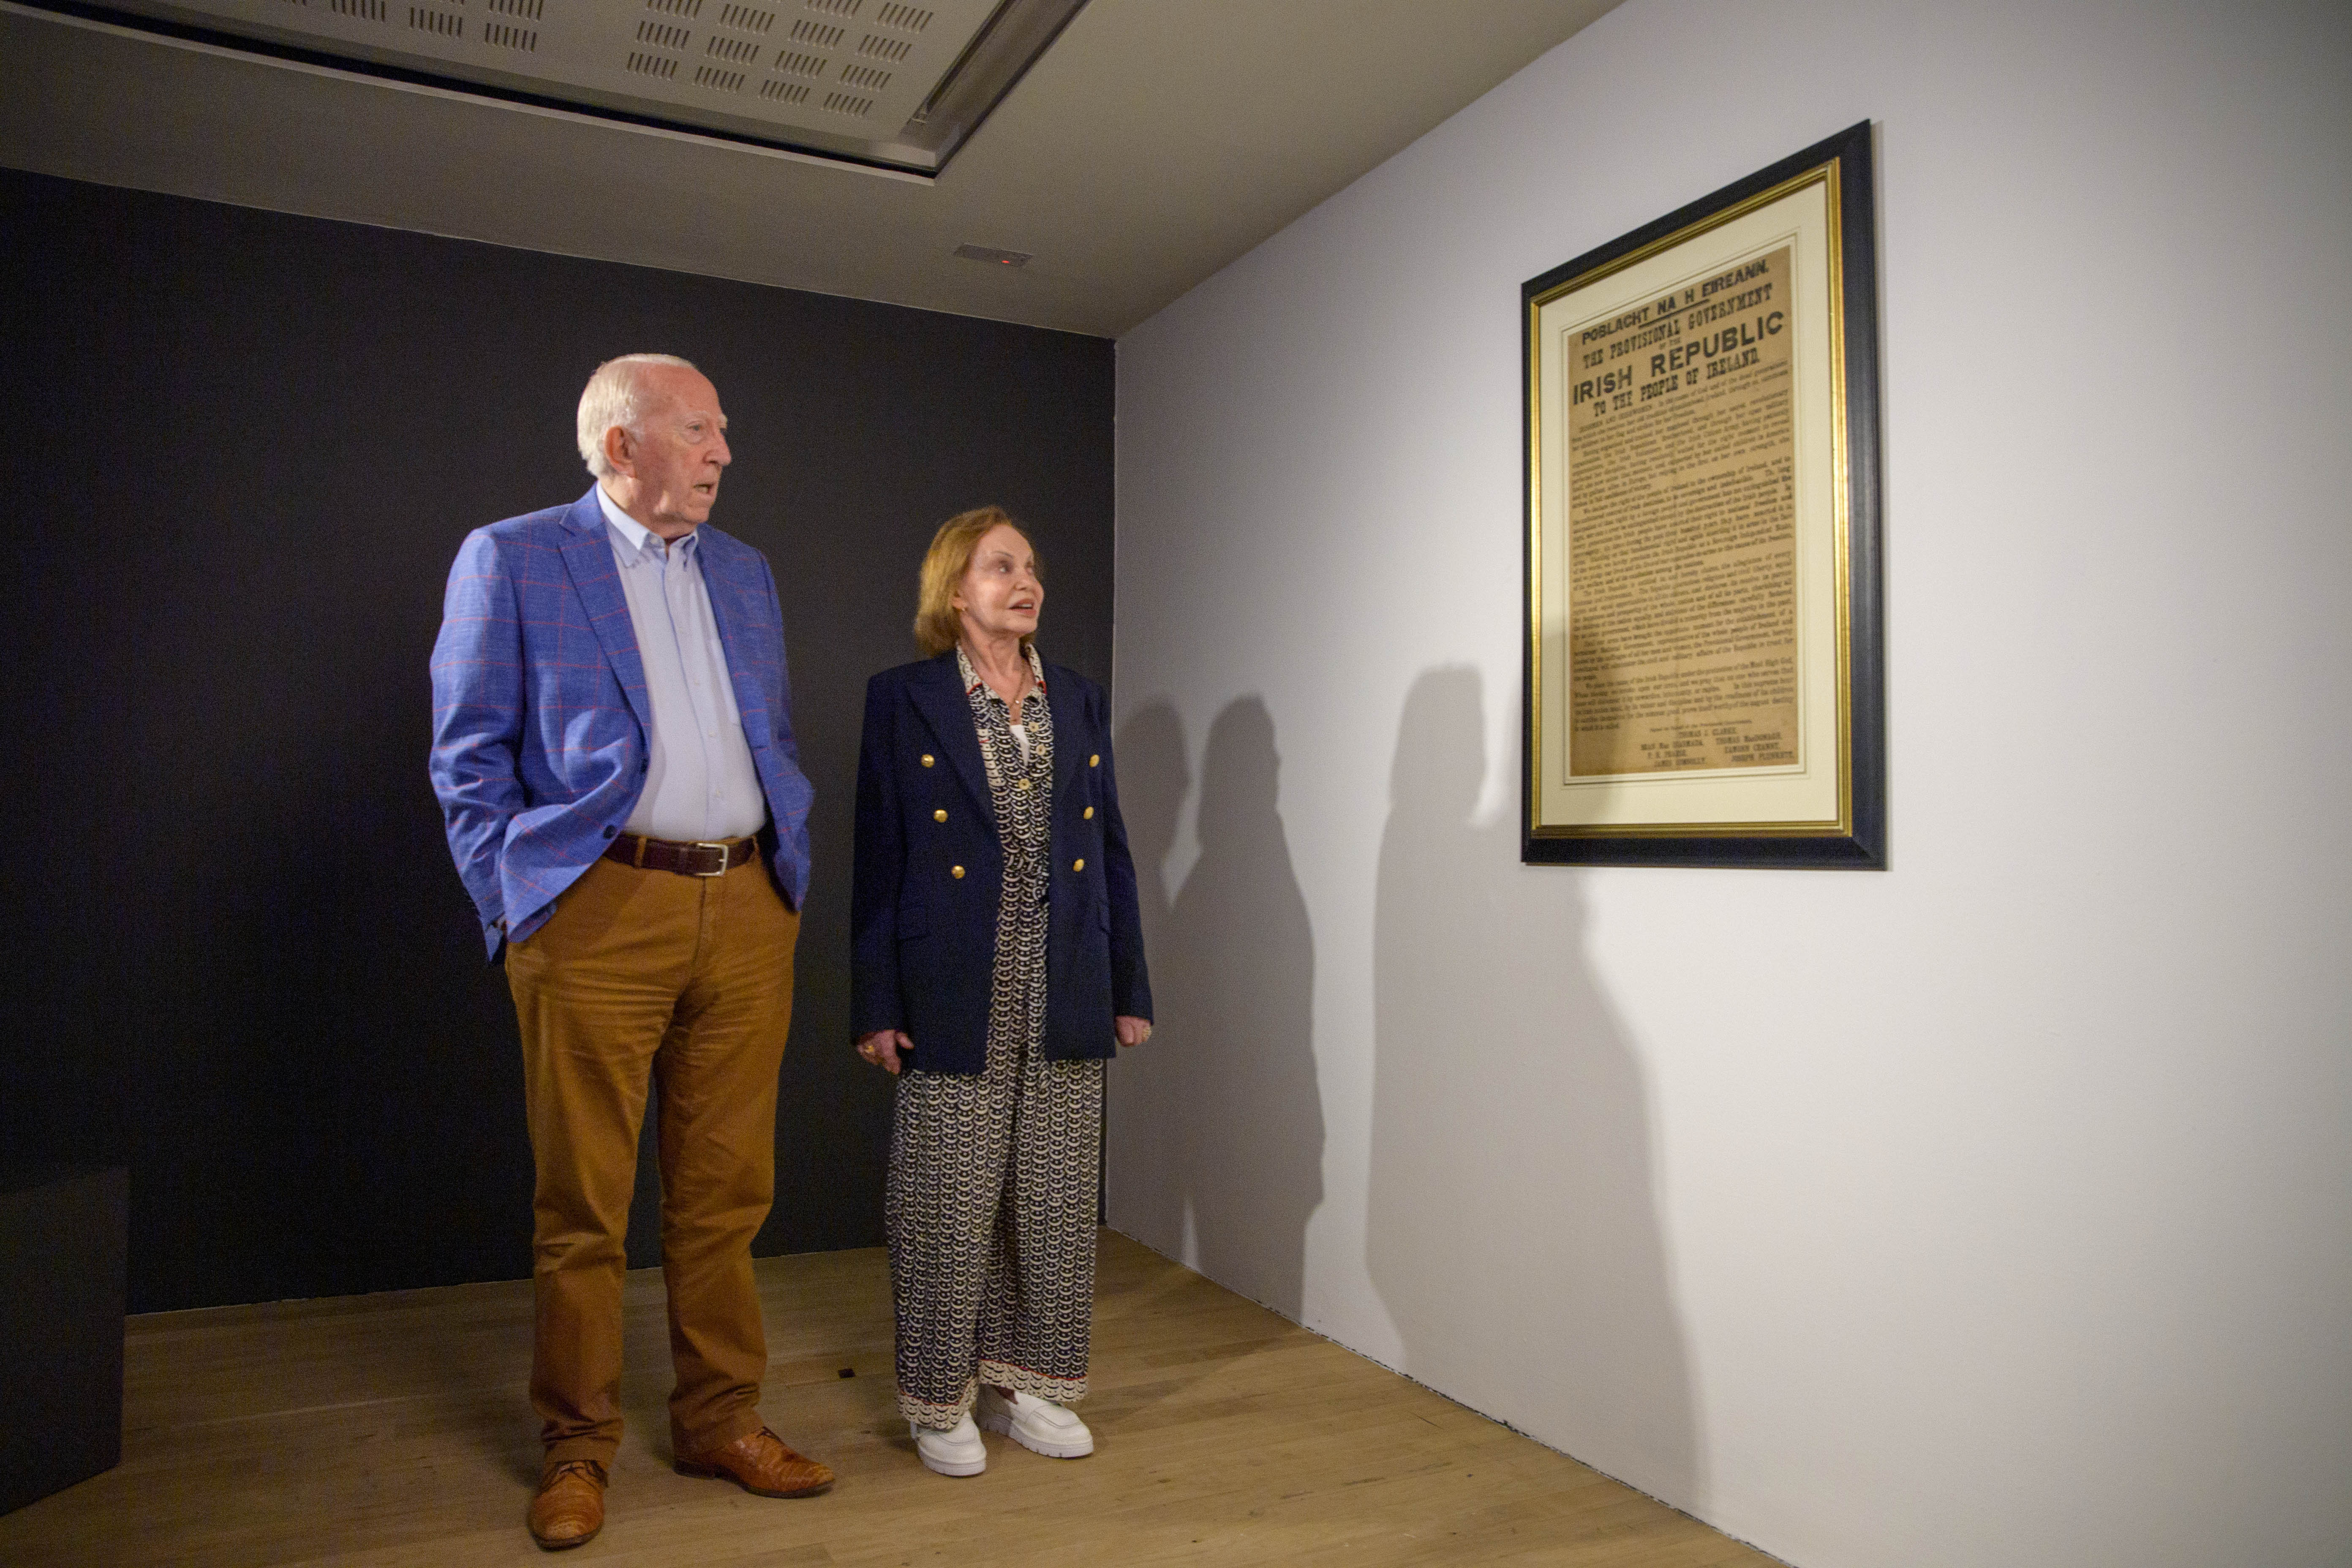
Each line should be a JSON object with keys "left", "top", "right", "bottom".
{"left": 851, "top": 506, "right": 1153, "bottom": 1477}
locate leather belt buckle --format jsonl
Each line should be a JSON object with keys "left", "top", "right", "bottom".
{"left": 692, "top": 841, "right": 731, "bottom": 877}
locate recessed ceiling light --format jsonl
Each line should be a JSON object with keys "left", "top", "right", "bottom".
{"left": 954, "top": 244, "right": 1032, "bottom": 268}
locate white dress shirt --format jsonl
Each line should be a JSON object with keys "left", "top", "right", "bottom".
{"left": 597, "top": 485, "right": 769, "bottom": 842}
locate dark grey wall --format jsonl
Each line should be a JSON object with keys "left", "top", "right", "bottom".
{"left": 0, "top": 167, "right": 1116, "bottom": 1313}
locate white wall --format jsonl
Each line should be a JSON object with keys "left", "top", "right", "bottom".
{"left": 1104, "top": 3, "right": 2352, "bottom": 1565}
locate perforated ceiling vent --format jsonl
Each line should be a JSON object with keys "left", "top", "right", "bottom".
{"left": 68, "top": 0, "right": 1091, "bottom": 176}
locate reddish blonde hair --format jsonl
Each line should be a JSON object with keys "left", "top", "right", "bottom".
{"left": 913, "top": 506, "right": 1041, "bottom": 656}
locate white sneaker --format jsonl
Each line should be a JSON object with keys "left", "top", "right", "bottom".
{"left": 976, "top": 1386, "right": 1094, "bottom": 1458}
{"left": 912, "top": 1415, "right": 986, "bottom": 1477}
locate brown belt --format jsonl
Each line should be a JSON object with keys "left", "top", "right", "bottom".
{"left": 603, "top": 832, "right": 763, "bottom": 877}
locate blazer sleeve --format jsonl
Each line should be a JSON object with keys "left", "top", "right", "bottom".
{"left": 1092, "top": 680, "right": 1154, "bottom": 1022}
{"left": 757, "top": 550, "right": 816, "bottom": 898}
{"left": 759, "top": 554, "right": 808, "bottom": 770}
{"left": 849, "top": 673, "right": 907, "bottom": 1038}
{"left": 428, "top": 528, "right": 526, "bottom": 946}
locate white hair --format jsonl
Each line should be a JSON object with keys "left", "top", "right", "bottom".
{"left": 576, "top": 353, "right": 701, "bottom": 478}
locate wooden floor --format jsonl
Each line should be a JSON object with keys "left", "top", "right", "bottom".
{"left": 0, "top": 1232, "right": 1773, "bottom": 1567}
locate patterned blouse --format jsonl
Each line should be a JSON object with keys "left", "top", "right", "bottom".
{"left": 954, "top": 641, "right": 1055, "bottom": 1057}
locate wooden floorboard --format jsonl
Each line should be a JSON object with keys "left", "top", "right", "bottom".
{"left": 0, "top": 1232, "right": 1773, "bottom": 1567}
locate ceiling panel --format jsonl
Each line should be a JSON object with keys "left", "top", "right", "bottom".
{"left": 0, "top": 0, "right": 1624, "bottom": 335}
{"left": 68, "top": 0, "right": 1089, "bottom": 173}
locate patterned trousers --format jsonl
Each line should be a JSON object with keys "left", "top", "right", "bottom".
{"left": 885, "top": 1043, "right": 1105, "bottom": 1429}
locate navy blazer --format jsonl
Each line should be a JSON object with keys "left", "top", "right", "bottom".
{"left": 851, "top": 651, "right": 1151, "bottom": 1075}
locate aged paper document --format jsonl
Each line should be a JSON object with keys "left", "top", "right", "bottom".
{"left": 1564, "top": 245, "right": 1797, "bottom": 777}
{"left": 1524, "top": 127, "right": 1881, "bottom": 860}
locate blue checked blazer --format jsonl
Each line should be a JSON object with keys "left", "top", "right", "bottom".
{"left": 430, "top": 487, "right": 814, "bottom": 958}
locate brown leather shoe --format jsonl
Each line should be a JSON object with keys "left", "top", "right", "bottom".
{"left": 528, "top": 1458, "right": 607, "bottom": 1551}
{"left": 674, "top": 1426, "right": 835, "bottom": 1497}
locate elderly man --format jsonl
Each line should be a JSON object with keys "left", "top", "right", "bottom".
{"left": 431, "top": 354, "right": 831, "bottom": 1550}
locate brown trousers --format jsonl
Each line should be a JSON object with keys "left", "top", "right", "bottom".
{"left": 504, "top": 852, "right": 798, "bottom": 1465}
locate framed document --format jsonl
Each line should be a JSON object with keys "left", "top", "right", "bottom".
{"left": 1523, "top": 121, "right": 1884, "bottom": 868}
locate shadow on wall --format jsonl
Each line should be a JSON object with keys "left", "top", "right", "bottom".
{"left": 1105, "top": 698, "right": 1323, "bottom": 1320}
{"left": 1365, "top": 667, "right": 1702, "bottom": 1503}
{"left": 1103, "top": 702, "right": 1190, "bottom": 1264}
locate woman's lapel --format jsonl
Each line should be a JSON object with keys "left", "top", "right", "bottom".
{"left": 1045, "top": 659, "right": 1086, "bottom": 801}
{"left": 905, "top": 651, "right": 993, "bottom": 813}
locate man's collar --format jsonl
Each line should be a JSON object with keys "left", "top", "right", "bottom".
{"left": 596, "top": 482, "right": 693, "bottom": 558}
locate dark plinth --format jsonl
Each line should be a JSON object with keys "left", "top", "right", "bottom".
{"left": 0, "top": 1163, "right": 128, "bottom": 1516}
